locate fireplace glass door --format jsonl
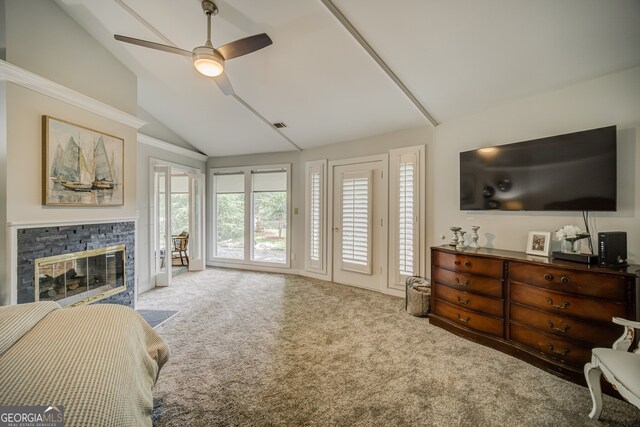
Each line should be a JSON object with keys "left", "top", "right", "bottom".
{"left": 35, "top": 245, "right": 126, "bottom": 307}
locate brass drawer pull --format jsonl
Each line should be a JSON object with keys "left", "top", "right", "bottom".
{"left": 545, "top": 297, "right": 569, "bottom": 309}
{"left": 455, "top": 278, "right": 470, "bottom": 287}
{"left": 456, "top": 313, "right": 471, "bottom": 323}
{"left": 546, "top": 343, "right": 569, "bottom": 356}
{"left": 544, "top": 273, "right": 553, "bottom": 281}
{"left": 546, "top": 320, "right": 569, "bottom": 333}
{"left": 454, "top": 259, "right": 461, "bottom": 265}
{"left": 464, "top": 260, "right": 472, "bottom": 267}
{"left": 560, "top": 276, "right": 570, "bottom": 284}
{"left": 456, "top": 296, "right": 471, "bottom": 305}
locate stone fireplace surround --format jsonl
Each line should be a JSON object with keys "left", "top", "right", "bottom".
{"left": 14, "top": 220, "right": 136, "bottom": 307}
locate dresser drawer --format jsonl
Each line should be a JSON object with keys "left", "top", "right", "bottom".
{"left": 432, "top": 267, "right": 503, "bottom": 298}
{"left": 433, "top": 300, "right": 504, "bottom": 337}
{"left": 434, "top": 251, "right": 503, "bottom": 278}
{"left": 510, "top": 282, "right": 626, "bottom": 323}
{"left": 433, "top": 283, "right": 503, "bottom": 317}
{"left": 509, "top": 303, "right": 621, "bottom": 346}
{"left": 510, "top": 324, "right": 592, "bottom": 366}
{"left": 509, "top": 262, "right": 627, "bottom": 300}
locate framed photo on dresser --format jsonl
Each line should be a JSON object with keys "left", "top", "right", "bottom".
{"left": 526, "top": 231, "right": 551, "bottom": 257}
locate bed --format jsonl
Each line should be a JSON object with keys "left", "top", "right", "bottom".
{"left": 0, "top": 301, "right": 170, "bottom": 427}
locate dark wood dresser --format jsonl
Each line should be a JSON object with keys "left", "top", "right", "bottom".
{"left": 430, "top": 245, "right": 639, "bottom": 385}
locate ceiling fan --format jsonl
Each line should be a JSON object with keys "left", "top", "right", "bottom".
{"left": 114, "top": 0, "right": 272, "bottom": 95}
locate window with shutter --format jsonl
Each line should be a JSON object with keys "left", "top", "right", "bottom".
{"left": 310, "top": 172, "right": 321, "bottom": 261}
{"left": 341, "top": 170, "right": 372, "bottom": 274}
{"left": 399, "top": 161, "right": 414, "bottom": 276}
{"left": 305, "top": 161, "right": 326, "bottom": 272}
{"left": 389, "top": 146, "right": 424, "bottom": 289}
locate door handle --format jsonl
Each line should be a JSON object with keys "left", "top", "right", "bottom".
{"left": 333, "top": 227, "right": 340, "bottom": 232}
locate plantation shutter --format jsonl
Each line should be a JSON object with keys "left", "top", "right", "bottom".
{"left": 398, "top": 156, "right": 416, "bottom": 276}
{"left": 389, "top": 146, "right": 424, "bottom": 289}
{"left": 341, "top": 170, "right": 372, "bottom": 274}
{"left": 305, "top": 161, "right": 326, "bottom": 272}
{"left": 310, "top": 171, "right": 321, "bottom": 261}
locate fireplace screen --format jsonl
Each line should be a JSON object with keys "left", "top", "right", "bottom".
{"left": 35, "top": 245, "right": 126, "bottom": 307}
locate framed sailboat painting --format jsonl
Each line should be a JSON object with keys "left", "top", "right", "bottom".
{"left": 42, "top": 116, "right": 124, "bottom": 206}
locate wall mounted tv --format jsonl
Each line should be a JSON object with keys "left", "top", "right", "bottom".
{"left": 460, "top": 126, "right": 617, "bottom": 211}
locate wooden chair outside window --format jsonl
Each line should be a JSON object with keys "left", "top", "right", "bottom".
{"left": 171, "top": 231, "right": 189, "bottom": 266}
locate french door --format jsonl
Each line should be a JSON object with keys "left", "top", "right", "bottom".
{"left": 188, "top": 172, "right": 206, "bottom": 270}
{"left": 151, "top": 164, "right": 205, "bottom": 287}
{"left": 153, "top": 165, "right": 172, "bottom": 287}
{"left": 331, "top": 157, "right": 387, "bottom": 291}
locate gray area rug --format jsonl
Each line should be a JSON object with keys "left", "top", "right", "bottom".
{"left": 136, "top": 309, "right": 179, "bottom": 329}
{"left": 137, "top": 268, "right": 640, "bottom": 426}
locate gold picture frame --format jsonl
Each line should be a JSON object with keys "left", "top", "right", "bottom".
{"left": 43, "top": 116, "right": 124, "bottom": 206}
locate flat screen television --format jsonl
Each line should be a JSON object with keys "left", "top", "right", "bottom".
{"left": 460, "top": 126, "right": 617, "bottom": 211}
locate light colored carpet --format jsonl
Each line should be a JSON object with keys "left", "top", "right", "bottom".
{"left": 137, "top": 268, "right": 640, "bottom": 426}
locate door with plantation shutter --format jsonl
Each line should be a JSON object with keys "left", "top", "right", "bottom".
{"left": 332, "top": 160, "right": 386, "bottom": 291}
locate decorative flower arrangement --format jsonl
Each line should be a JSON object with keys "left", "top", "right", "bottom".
{"left": 556, "top": 225, "right": 590, "bottom": 253}
{"left": 555, "top": 225, "right": 590, "bottom": 242}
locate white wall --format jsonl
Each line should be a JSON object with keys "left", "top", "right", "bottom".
{"left": 208, "top": 68, "right": 640, "bottom": 279}
{"left": 3, "top": 0, "right": 139, "bottom": 223}
{"left": 2, "top": 0, "right": 139, "bottom": 304}
{"left": 431, "top": 66, "right": 640, "bottom": 267}
{"left": 5, "top": 0, "right": 136, "bottom": 115}
{"left": 5, "top": 84, "right": 138, "bottom": 222}
{"left": 0, "top": 82, "right": 7, "bottom": 304}
{"left": 207, "top": 126, "right": 434, "bottom": 272}
{"left": 137, "top": 140, "right": 206, "bottom": 293}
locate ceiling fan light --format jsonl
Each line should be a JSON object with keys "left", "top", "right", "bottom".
{"left": 193, "top": 48, "right": 224, "bottom": 77}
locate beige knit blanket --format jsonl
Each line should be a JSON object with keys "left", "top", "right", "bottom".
{"left": 0, "top": 302, "right": 170, "bottom": 427}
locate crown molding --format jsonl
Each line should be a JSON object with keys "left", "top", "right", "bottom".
{"left": 0, "top": 60, "right": 146, "bottom": 129}
{"left": 7, "top": 216, "right": 139, "bottom": 228}
{"left": 138, "top": 133, "right": 209, "bottom": 162}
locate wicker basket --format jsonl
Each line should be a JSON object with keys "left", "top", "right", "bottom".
{"left": 405, "top": 276, "right": 431, "bottom": 317}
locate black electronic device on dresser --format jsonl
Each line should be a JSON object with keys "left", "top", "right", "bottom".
{"left": 598, "top": 231, "right": 628, "bottom": 267}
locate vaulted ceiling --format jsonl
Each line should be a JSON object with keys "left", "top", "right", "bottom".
{"left": 56, "top": 0, "right": 640, "bottom": 156}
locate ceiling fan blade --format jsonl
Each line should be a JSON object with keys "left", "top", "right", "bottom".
{"left": 114, "top": 34, "right": 192, "bottom": 57}
{"left": 217, "top": 33, "right": 273, "bottom": 60}
{"left": 212, "top": 73, "right": 235, "bottom": 96}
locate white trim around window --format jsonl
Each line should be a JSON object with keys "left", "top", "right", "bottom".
{"left": 209, "top": 163, "right": 291, "bottom": 269}
{"left": 304, "top": 160, "right": 327, "bottom": 274}
{"left": 388, "top": 145, "right": 426, "bottom": 290}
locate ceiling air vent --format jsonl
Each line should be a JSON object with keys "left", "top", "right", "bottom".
{"left": 273, "top": 122, "right": 287, "bottom": 129}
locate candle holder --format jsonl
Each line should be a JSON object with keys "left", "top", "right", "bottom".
{"left": 469, "top": 226, "right": 480, "bottom": 248}
{"left": 456, "top": 231, "right": 467, "bottom": 250}
{"left": 449, "top": 226, "right": 461, "bottom": 246}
